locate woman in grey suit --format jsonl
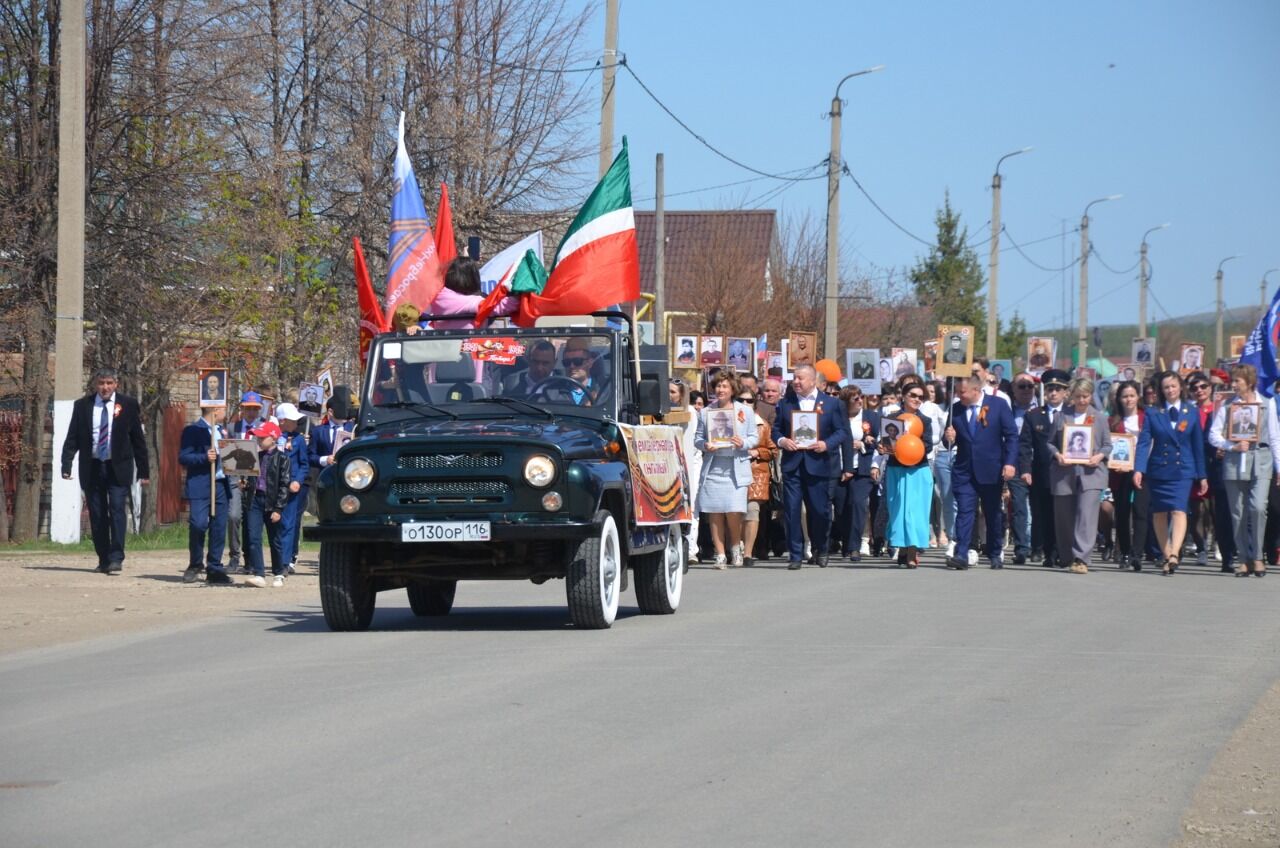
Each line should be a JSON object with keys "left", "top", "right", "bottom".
{"left": 695, "top": 370, "right": 759, "bottom": 568}
{"left": 1207, "top": 363, "right": 1279, "bottom": 577}
{"left": 1046, "top": 378, "right": 1112, "bottom": 573}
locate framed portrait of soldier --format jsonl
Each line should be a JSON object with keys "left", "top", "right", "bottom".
{"left": 1108, "top": 433, "right": 1136, "bottom": 472}
{"left": 1227, "top": 402, "right": 1261, "bottom": 443}
{"left": 1230, "top": 335, "right": 1247, "bottom": 358}
{"left": 217, "top": 438, "right": 260, "bottom": 476}
{"left": 936, "top": 325, "right": 974, "bottom": 378}
{"left": 673, "top": 334, "right": 698, "bottom": 369}
{"left": 1061, "top": 424, "right": 1093, "bottom": 464}
{"left": 922, "top": 339, "right": 939, "bottom": 376}
{"left": 198, "top": 368, "right": 228, "bottom": 408}
{"left": 845, "top": 348, "right": 880, "bottom": 395}
{"left": 1027, "top": 336, "right": 1057, "bottom": 374}
{"left": 790, "top": 410, "right": 819, "bottom": 449}
{"left": 1179, "top": 343, "right": 1206, "bottom": 375}
{"left": 297, "top": 382, "right": 325, "bottom": 418}
{"left": 705, "top": 407, "right": 736, "bottom": 448}
{"left": 891, "top": 347, "right": 919, "bottom": 380}
{"left": 764, "top": 350, "right": 784, "bottom": 375}
{"left": 258, "top": 394, "right": 275, "bottom": 420}
{"left": 1132, "top": 337, "right": 1154, "bottom": 367}
{"left": 316, "top": 368, "right": 334, "bottom": 405}
{"left": 990, "top": 359, "right": 1013, "bottom": 385}
{"left": 787, "top": 331, "right": 817, "bottom": 370}
{"left": 698, "top": 335, "right": 726, "bottom": 368}
{"left": 727, "top": 337, "right": 754, "bottom": 374}
{"left": 877, "top": 356, "right": 893, "bottom": 385}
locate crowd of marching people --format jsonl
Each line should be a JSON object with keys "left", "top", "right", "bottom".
{"left": 671, "top": 356, "right": 1278, "bottom": 579}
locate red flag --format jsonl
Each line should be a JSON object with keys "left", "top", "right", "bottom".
{"left": 435, "top": 182, "right": 458, "bottom": 268}
{"left": 354, "top": 237, "right": 385, "bottom": 368}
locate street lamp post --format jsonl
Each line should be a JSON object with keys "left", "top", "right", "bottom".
{"left": 825, "top": 64, "right": 884, "bottom": 360}
{"left": 1078, "top": 194, "right": 1122, "bottom": 367}
{"left": 1138, "top": 223, "right": 1170, "bottom": 340}
{"left": 1216, "top": 255, "right": 1240, "bottom": 362}
{"left": 987, "top": 147, "right": 1032, "bottom": 358}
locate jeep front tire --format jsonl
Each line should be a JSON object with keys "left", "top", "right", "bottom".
{"left": 319, "top": 541, "right": 375, "bottom": 631}
{"left": 566, "top": 511, "right": 621, "bottom": 629}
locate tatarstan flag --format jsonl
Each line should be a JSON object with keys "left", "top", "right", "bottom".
{"left": 515, "top": 137, "right": 640, "bottom": 326}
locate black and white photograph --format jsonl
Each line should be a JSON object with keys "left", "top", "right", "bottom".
{"left": 1109, "top": 433, "right": 1135, "bottom": 472}
{"left": 1062, "top": 423, "right": 1093, "bottom": 463}
{"left": 217, "top": 438, "right": 260, "bottom": 476}
{"left": 937, "top": 325, "right": 974, "bottom": 378}
{"left": 1228, "top": 402, "right": 1261, "bottom": 442}
{"left": 698, "top": 334, "right": 726, "bottom": 368}
{"left": 1180, "top": 343, "right": 1205, "bottom": 374}
{"left": 790, "top": 410, "right": 819, "bottom": 449}
{"left": 845, "top": 348, "right": 880, "bottom": 394}
{"left": 727, "top": 337, "right": 754, "bottom": 373}
{"left": 198, "top": 367, "right": 227, "bottom": 407}
{"left": 1132, "top": 337, "right": 1154, "bottom": 365}
{"left": 891, "top": 347, "right": 918, "bottom": 379}
{"left": 673, "top": 334, "right": 697, "bottom": 368}
{"left": 706, "top": 408, "right": 736, "bottom": 447}
{"left": 297, "top": 382, "right": 325, "bottom": 418}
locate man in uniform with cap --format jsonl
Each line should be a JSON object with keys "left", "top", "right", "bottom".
{"left": 1020, "top": 369, "right": 1072, "bottom": 567}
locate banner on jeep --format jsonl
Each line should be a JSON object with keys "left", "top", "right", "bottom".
{"left": 617, "top": 424, "right": 691, "bottom": 525}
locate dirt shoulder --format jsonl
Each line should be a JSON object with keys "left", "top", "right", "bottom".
{"left": 0, "top": 548, "right": 318, "bottom": 656}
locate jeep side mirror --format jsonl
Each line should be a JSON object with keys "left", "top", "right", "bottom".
{"left": 636, "top": 378, "right": 663, "bottom": 416}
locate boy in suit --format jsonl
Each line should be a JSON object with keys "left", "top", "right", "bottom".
{"left": 178, "top": 404, "right": 233, "bottom": 584}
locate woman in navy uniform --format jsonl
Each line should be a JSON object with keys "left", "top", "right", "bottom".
{"left": 1134, "top": 370, "right": 1208, "bottom": 575}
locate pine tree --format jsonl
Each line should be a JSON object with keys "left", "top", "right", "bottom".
{"left": 910, "top": 192, "right": 987, "bottom": 347}
{"left": 999, "top": 312, "right": 1028, "bottom": 362}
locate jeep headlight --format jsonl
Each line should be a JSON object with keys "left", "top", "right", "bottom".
{"left": 343, "top": 457, "right": 376, "bottom": 491}
{"left": 523, "top": 455, "right": 556, "bottom": 488}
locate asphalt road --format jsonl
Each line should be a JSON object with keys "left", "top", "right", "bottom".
{"left": 2, "top": 553, "right": 1278, "bottom": 848}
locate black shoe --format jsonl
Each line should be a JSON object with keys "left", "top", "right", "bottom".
{"left": 182, "top": 566, "right": 202, "bottom": 584}
{"left": 743, "top": 557, "right": 754, "bottom": 568}
{"left": 1130, "top": 557, "right": 1142, "bottom": 572}
{"left": 1221, "top": 564, "right": 1234, "bottom": 573}
{"left": 990, "top": 557, "right": 1004, "bottom": 570}
{"left": 816, "top": 553, "right": 828, "bottom": 568}
{"left": 945, "top": 557, "right": 969, "bottom": 570}
{"left": 95, "top": 563, "right": 110, "bottom": 574}
{"left": 105, "top": 561, "right": 122, "bottom": 575}
{"left": 848, "top": 553, "right": 862, "bottom": 563}
{"left": 787, "top": 560, "right": 802, "bottom": 570}
{"left": 1013, "top": 553, "right": 1027, "bottom": 565}
{"left": 1029, "top": 552, "right": 1043, "bottom": 563}
{"left": 205, "top": 569, "right": 233, "bottom": 585}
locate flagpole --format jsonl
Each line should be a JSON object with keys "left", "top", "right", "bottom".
{"left": 630, "top": 301, "right": 642, "bottom": 401}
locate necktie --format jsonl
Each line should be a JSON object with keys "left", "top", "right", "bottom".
{"left": 96, "top": 402, "right": 110, "bottom": 460}
{"left": 1169, "top": 406, "right": 1179, "bottom": 422}
{"left": 1049, "top": 407, "right": 1056, "bottom": 425}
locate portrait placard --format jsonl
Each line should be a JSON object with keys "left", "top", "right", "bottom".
{"left": 672, "top": 334, "right": 698, "bottom": 369}
{"left": 790, "top": 410, "right": 819, "bottom": 449}
{"left": 1179, "top": 343, "right": 1206, "bottom": 375}
{"left": 316, "top": 368, "right": 334, "bottom": 405}
{"left": 879, "top": 417, "right": 903, "bottom": 447}
{"left": 1061, "top": 423, "right": 1093, "bottom": 464}
{"left": 727, "top": 337, "right": 754, "bottom": 373}
{"left": 198, "top": 368, "right": 228, "bottom": 408}
{"left": 1108, "top": 433, "right": 1136, "bottom": 472}
{"left": 922, "top": 339, "right": 939, "bottom": 375}
{"left": 705, "top": 407, "right": 737, "bottom": 448}
{"left": 877, "top": 356, "right": 893, "bottom": 386}
{"left": 697, "top": 335, "right": 726, "bottom": 368}
{"left": 1131, "top": 337, "right": 1154, "bottom": 367}
{"left": 890, "top": 347, "right": 919, "bottom": 380}
{"left": 764, "top": 350, "right": 784, "bottom": 375}
{"left": 217, "top": 438, "right": 260, "bottom": 476}
{"left": 1027, "top": 336, "right": 1057, "bottom": 374}
{"left": 937, "top": 325, "right": 974, "bottom": 378}
{"left": 1230, "top": 335, "right": 1247, "bottom": 358}
{"left": 844, "top": 348, "right": 880, "bottom": 395}
{"left": 1227, "top": 402, "right": 1261, "bottom": 443}
{"left": 332, "top": 428, "right": 353, "bottom": 457}
{"left": 787, "top": 331, "right": 817, "bottom": 370}
{"left": 297, "top": 382, "right": 325, "bottom": 418}
{"left": 990, "top": 359, "right": 1013, "bottom": 385}
{"left": 780, "top": 339, "right": 793, "bottom": 381}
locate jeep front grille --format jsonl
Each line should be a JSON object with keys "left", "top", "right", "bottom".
{"left": 391, "top": 480, "right": 510, "bottom": 505}
{"left": 397, "top": 452, "right": 503, "bottom": 470}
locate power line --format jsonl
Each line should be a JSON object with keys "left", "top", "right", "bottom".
{"left": 1090, "top": 246, "right": 1141, "bottom": 276}
{"left": 1003, "top": 224, "right": 1080, "bottom": 273}
{"left": 621, "top": 62, "right": 831, "bottom": 182}
{"left": 840, "top": 166, "right": 933, "bottom": 246}
{"left": 633, "top": 166, "right": 826, "bottom": 204}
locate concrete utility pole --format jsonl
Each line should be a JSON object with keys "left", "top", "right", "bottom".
{"left": 987, "top": 147, "right": 1031, "bottom": 358}
{"left": 824, "top": 65, "right": 883, "bottom": 360}
{"left": 1263, "top": 269, "right": 1278, "bottom": 312}
{"left": 1216, "top": 255, "right": 1239, "bottom": 363}
{"left": 1137, "top": 223, "right": 1170, "bottom": 340}
{"left": 599, "top": 0, "right": 619, "bottom": 178}
{"left": 51, "top": 1, "right": 87, "bottom": 544}
{"left": 654, "top": 153, "right": 665, "bottom": 343}
{"left": 1077, "top": 195, "right": 1121, "bottom": 368}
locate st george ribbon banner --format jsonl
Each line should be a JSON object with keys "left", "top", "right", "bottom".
{"left": 617, "top": 424, "right": 692, "bottom": 525}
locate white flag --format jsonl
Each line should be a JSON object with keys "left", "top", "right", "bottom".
{"left": 479, "top": 231, "right": 544, "bottom": 294}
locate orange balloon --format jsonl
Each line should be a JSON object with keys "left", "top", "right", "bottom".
{"left": 897, "top": 413, "right": 924, "bottom": 438}
{"left": 814, "top": 358, "right": 842, "bottom": 384}
{"left": 894, "top": 433, "right": 926, "bottom": 466}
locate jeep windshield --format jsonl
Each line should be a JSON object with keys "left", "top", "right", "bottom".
{"left": 366, "top": 331, "right": 617, "bottom": 420}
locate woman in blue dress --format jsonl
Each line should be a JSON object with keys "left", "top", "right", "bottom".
{"left": 1134, "top": 371, "right": 1208, "bottom": 575}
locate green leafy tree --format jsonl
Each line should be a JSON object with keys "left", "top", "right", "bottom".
{"left": 910, "top": 192, "right": 987, "bottom": 348}
{"left": 998, "top": 312, "right": 1028, "bottom": 363}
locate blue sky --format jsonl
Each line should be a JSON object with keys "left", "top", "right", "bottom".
{"left": 580, "top": 0, "right": 1279, "bottom": 331}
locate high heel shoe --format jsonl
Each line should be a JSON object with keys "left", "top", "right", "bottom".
{"left": 1235, "top": 564, "right": 1251, "bottom": 578}
{"left": 1162, "top": 557, "right": 1176, "bottom": 576}
{"left": 1255, "top": 566, "right": 1267, "bottom": 578}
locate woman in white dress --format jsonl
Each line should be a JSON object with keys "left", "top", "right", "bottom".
{"left": 694, "top": 370, "right": 759, "bottom": 568}
{"left": 670, "top": 379, "right": 702, "bottom": 563}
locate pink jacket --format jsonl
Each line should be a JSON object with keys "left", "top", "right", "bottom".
{"left": 428, "top": 286, "right": 518, "bottom": 330}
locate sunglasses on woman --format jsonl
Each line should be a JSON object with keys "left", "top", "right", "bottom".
{"left": 906, "top": 392, "right": 925, "bottom": 399}
{"left": 737, "top": 395, "right": 755, "bottom": 403}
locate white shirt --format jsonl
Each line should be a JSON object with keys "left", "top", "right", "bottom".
{"left": 93, "top": 393, "right": 116, "bottom": 459}
{"left": 1070, "top": 409, "right": 1090, "bottom": 425}
{"left": 849, "top": 412, "right": 864, "bottom": 452}
{"left": 798, "top": 391, "right": 819, "bottom": 412}
{"left": 1123, "top": 413, "right": 1140, "bottom": 434}
{"left": 920, "top": 400, "right": 946, "bottom": 448}
{"left": 983, "top": 385, "right": 1011, "bottom": 406}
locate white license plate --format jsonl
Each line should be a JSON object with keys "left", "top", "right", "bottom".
{"left": 401, "top": 521, "right": 491, "bottom": 543}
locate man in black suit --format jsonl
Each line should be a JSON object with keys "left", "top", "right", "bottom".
{"left": 1019, "top": 368, "right": 1070, "bottom": 567}
{"left": 60, "top": 368, "right": 150, "bottom": 574}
